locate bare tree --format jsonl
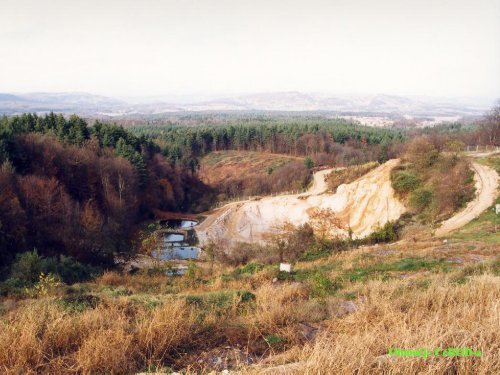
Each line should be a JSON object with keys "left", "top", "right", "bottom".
{"left": 479, "top": 106, "right": 500, "bottom": 146}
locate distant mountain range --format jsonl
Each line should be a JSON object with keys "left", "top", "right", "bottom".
{"left": 0, "top": 91, "right": 496, "bottom": 119}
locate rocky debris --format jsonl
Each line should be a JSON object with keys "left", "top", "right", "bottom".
{"left": 446, "top": 257, "right": 464, "bottom": 264}
{"left": 116, "top": 254, "right": 188, "bottom": 274}
{"left": 177, "top": 347, "right": 257, "bottom": 373}
{"left": 469, "top": 254, "right": 488, "bottom": 263}
{"left": 332, "top": 300, "right": 359, "bottom": 318}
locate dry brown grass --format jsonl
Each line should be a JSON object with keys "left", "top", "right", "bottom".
{"left": 327, "top": 161, "right": 379, "bottom": 192}
{"left": 0, "top": 298, "right": 200, "bottom": 374}
{"left": 0, "top": 240, "right": 498, "bottom": 374}
{"left": 297, "top": 275, "right": 500, "bottom": 374}
{"left": 244, "top": 274, "right": 500, "bottom": 374}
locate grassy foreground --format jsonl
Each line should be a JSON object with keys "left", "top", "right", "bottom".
{"left": 0, "top": 236, "right": 498, "bottom": 374}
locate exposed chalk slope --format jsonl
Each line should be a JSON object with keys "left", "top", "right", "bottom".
{"left": 197, "top": 160, "right": 406, "bottom": 245}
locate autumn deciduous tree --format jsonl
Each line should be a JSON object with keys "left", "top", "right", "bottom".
{"left": 0, "top": 165, "right": 28, "bottom": 270}
{"left": 0, "top": 114, "right": 214, "bottom": 271}
{"left": 308, "top": 208, "right": 344, "bottom": 240}
{"left": 443, "top": 139, "right": 465, "bottom": 158}
{"left": 264, "top": 222, "right": 315, "bottom": 262}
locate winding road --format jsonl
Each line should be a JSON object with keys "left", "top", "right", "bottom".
{"left": 197, "top": 155, "right": 499, "bottom": 244}
{"left": 435, "top": 161, "right": 498, "bottom": 237}
{"left": 302, "top": 168, "right": 334, "bottom": 195}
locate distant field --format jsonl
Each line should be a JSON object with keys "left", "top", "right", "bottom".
{"left": 199, "top": 150, "right": 310, "bottom": 198}
{"left": 200, "top": 150, "right": 303, "bottom": 185}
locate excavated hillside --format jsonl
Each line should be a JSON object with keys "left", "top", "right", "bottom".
{"left": 197, "top": 159, "right": 406, "bottom": 245}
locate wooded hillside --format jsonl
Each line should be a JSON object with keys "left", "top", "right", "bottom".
{"left": 0, "top": 114, "right": 213, "bottom": 273}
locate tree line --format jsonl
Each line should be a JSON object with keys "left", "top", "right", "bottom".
{"left": 129, "top": 117, "right": 406, "bottom": 169}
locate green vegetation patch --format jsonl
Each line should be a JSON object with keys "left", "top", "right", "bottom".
{"left": 391, "top": 170, "right": 421, "bottom": 194}
{"left": 450, "top": 197, "right": 500, "bottom": 244}
{"left": 185, "top": 290, "right": 255, "bottom": 310}
{"left": 233, "top": 262, "right": 266, "bottom": 275}
{"left": 343, "top": 257, "right": 451, "bottom": 282}
{"left": 476, "top": 154, "right": 500, "bottom": 174}
{"left": 451, "top": 259, "right": 500, "bottom": 284}
{"left": 58, "top": 294, "right": 101, "bottom": 313}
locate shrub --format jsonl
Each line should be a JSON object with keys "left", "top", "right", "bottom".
{"left": 304, "top": 157, "right": 314, "bottom": 169}
{"left": 405, "top": 138, "right": 439, "bottom": 169}
{"left": 310, "top": 273, "right": 340, "bottom": 298}
{"left": 409, "top": 188, "right": 434, "bottom": 212}
{"left": 58, "top": 294, "right": 101, "bottom": 312}
{"left": 24, "top": 273, "right": 62, "bottom": 297}
{"left": 8, "top": 251, "right": 44, "bottom": 285}
{"left": 50, "top": 255, "right": 102, "bottom": 284}
{"left": 234, "top": 262, "right": 265, "bottom": 275}
{"left": 367, "top": 221, "right": 398, "bottom": 244}
{"left": 0, "top": 251, "right": 101, "bottom": 295}
{"left": 185, "top": 290, "right": 255, "bottom": 309}
{"left": 391, "top": 170, "right": 421, "bottom": 194}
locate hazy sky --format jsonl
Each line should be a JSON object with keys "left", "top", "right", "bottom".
{"left": 1, "top": 0, "right": 499, "bottom": 98}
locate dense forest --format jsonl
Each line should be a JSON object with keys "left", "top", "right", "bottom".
{"left": 0, "top": 113, "right": 213, "bottom": 275}
{"left": 131, "top": 118, "right": 406, "bottom": 168}
{"left": 128, "top": 109, "right": 498, "bottom": 168}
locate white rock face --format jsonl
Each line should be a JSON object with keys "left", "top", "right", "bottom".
{"left": 197, "top": 159, "right": 406, "bottom": 245}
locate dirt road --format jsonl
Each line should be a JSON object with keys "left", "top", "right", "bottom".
{"left": 435, "top": 162, "right": 498, "bottom": 237}
{"left": 303, "top": 168, "right": 334, "bottom": 195}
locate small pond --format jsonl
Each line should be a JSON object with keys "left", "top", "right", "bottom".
{"left": 160, "top": 219, "right": 198, "bottom": 229}
{"left": 156, "top": 246, "right": 200, "bottom": 260}
{"left": 164, "top": 233, "right": 184, "bottom": 243}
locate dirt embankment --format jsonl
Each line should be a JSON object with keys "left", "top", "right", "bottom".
{"left": 196, "top": 160, "right": 406, "bottom": 245}
{"left": 435, "top": 162, "right": 498, "bottom": 237}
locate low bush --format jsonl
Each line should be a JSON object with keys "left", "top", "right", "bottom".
{"left": 0, "top": 251, "right": 101, "bottom": 296}
{"left": 391, "top": 170, "right": 421, "bottom": 194}
{"left": 309, "top": 273, "right": 341, "bottom": 298}
{"left": 409, "top": 188, "right": 435, "bottom": 212}
{"left": 58, "top": 294, "right": 101, "bottom": 312}
{"left": 234, "top": 262, "right": 266, "bottom": 275}
{"left": 366, "top": 221, "right": 398, "bottom": 244}
{"left": 185, "top": 290, "right": 255, "bottom": 310}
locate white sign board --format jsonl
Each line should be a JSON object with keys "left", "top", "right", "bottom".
{"left": 279, "top": 263, "right": 292, "bottom": 273}
{"left": 496, "top": 204, "right": 500, "bottom": 215}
